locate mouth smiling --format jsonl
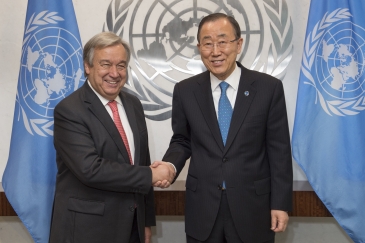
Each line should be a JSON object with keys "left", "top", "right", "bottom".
{"left": 211, "top": 60, "right": 224, "bottom": 65}
{"left": 105, "top": 80, "right": 119, "bottom": 85}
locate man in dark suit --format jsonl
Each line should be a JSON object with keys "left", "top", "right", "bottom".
{"left": 49, "top": 32, "right": 175, "bottom": 243}
{"left": 153, "top": 13, "right": 293, "bottom": 242}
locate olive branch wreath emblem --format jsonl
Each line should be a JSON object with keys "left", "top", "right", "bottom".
{"left": 104, "top": 0, "right": 293, "bottom": 120}
{"left": 301, "top": 8, "right": 365, "bottom": 116}
{"left": 17, "top": 11, "right": 64, "bottom": 137}
{"left": 260, "top": 0, "right": 293, "bottom": 80}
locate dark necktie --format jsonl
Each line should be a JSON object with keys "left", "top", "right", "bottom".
{"left": 108, "top": 100, "right": 133, "bottom": 164}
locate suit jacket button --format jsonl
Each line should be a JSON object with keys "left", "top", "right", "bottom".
{"left": 223, "top": 158, "right": 228, "bottom": 163}
{"left": 129, "top": 206, "right": 135, "bottom": 212}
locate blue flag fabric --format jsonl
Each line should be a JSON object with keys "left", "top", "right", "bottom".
{"left": 2, "top": 0, "right": 84, "bottom": 242}
{"left": 292, "top": 1, "right": 365, "bottom": 242}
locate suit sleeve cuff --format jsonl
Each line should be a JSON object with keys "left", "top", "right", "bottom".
{"left": 167, "top": 162, "right": 177, "bottom": 173}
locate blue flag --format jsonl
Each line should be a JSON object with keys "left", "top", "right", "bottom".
{"left": 2, "top": 0, "right": 84, "bottom": 242}
{"left": 292, "top": 1, "right": 365, "bottom": 242}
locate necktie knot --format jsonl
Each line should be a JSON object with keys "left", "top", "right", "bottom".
{"left": 108, "top": 100, "right": 118, "bottom": 112}
{"left": 219, "top": 81, "right": 229, "bottom": 93}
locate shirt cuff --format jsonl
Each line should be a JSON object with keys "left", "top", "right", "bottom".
{"left": 167, "top": 162, "right": 177, "bottom": 173}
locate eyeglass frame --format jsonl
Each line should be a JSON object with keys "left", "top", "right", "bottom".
{"left": 199, "top": 37, "right": 240, "bottom": 51}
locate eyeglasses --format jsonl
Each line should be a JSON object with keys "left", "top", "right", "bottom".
{"left": 200, "top": 38, "right": 240, "bottom": 51}
{"left": 98, "top": 61, "right": 127, "bottom": 71}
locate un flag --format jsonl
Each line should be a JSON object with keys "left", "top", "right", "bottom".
{"left": 292, "top": 1, "right": 365, "bottom": 242}
{"left": 2, "top": 0, "right": 84, "bottom": 242}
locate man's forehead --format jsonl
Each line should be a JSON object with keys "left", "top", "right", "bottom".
{"left": 92, "top": 49, "right": 127, "bottom": 64}
{"left": 200, "top": 19, "right": 234, "bottom": 36}
{"left": 202, "top": 33, "right": 228, "bottom": 40}
{"left": 94, "top": 45, "right": 126, "bottom": 55}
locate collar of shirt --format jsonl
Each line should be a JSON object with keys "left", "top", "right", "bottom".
{"left": 210, "top": 64, "right": 241, "bottom": 115}
{"left": 87, "top": 80, "right": 123, "bottom": 107}
{"left": 210, "top": 63, "right": 241, "bottom": 93}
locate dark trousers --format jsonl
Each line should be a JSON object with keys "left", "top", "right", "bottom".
{"left": 129, "top": 210, "right": 141, "bottom": 243}
{"left": 186, "top": 191, "right": 275, "bottom": 243}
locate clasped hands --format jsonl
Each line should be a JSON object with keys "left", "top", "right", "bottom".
{"left": 150, "top": 161, "right": 176, "bottom": 189}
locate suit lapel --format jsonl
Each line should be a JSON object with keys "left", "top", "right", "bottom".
{"left": 120, "top": 92, "right": 141, "bottom": 165}
{"left": 224, "top": 64, "right": 257, "bottom": 154}
{"left": 194, "top": 72, "right": 225, "bottom": 152}
{"left": 82, "top": 83, "right": 131, "bottom": 164}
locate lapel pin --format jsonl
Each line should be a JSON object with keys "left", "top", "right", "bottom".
{"left": 244, "top": 91, "right": 249, "bottom": 96}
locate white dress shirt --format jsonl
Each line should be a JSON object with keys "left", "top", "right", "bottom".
{"left": 210, "top": 64, "right": 241, "bottom": 116}
{"left": 88, "top": 81, "right": 135, "bottom": 164}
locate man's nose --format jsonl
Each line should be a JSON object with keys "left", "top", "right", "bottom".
{"left": 108, "top": 65, "right": 119, "bottom": 77}
{"left": 212, "top": 44, "right": 221, "bottom": 56}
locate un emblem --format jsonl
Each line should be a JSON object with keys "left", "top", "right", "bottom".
{"left": 301, "top": 8, "right": 365, "bottom": 116}
{"left": 104, "top": 0, "right": 293, "bottom": 120}
{"left": 18, "top": 11, "right": 84, "bottom": 136}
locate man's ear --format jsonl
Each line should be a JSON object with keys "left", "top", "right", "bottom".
{"left": 84, "top": 62, "right": 90, "bottom": 75}
{"left": 197, "top": 43, "right": 202, "bottom": 54}
{"left": 237, "top": 38, "right": 244, "bottom": 54}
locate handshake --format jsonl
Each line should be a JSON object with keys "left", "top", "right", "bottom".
{"left": 150, "top": 161, "right": 176, "bottom": 189}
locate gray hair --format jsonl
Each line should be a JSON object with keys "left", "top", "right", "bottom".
{"left": 197, "top": 13, "right": 241, "bottom": 43}
{"left": 83, "top": 32, "right": 131, "bottom": 77}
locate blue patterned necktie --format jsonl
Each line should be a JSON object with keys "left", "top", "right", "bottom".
{"left": 218, "top": 82, "right": 233, "bottom": 146}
